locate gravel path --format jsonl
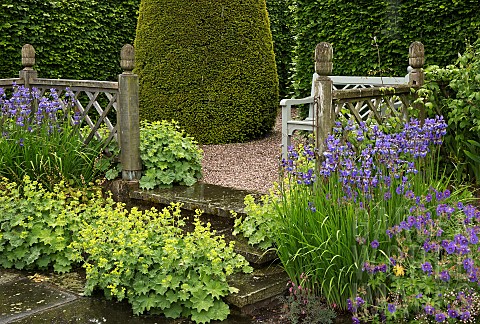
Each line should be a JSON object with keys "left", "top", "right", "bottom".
{"left": 200, "top": 114, "right": 285, "bottom": 194}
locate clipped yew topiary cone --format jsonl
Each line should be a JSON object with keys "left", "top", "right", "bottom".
{"left": 134, "top": 0, "right": 279, "bottom": 144}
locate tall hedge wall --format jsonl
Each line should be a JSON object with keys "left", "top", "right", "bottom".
{"left": 290, "top": 0, "right": 480, "bottom": 96}
{"left": 134, "top": 0, "right": 279, "bottom": 144}
{"left": 3, "top": 1, "right": 477, "bottom": 118}
{"left": 0, "top": 0, "right": 139, "bottom": 80}
{"left": 266, "top": 0, "right": 295, "bottom": 98}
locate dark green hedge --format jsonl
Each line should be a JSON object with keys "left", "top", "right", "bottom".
{"left": 266, "top": 0, "right": 295, "bottom": 98}
{"left": 135, "top": 0, "right": 279, "bottom": 144}
{"left": 290, "top": 0, "right": 480, "bottom": 97}
{"left": 0, "top": 0, "right": 140, "bottom": 80}
{"left": 3, "top": 0, "right": 478, "bottom": 105}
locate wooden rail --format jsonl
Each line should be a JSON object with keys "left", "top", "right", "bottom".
{"left": 280, "top": 41, "right": 425, "bottom": 160}
{"left": 0, "top": 44, "right": 141, "bottom": 181}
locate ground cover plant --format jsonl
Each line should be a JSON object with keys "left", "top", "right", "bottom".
{"left": 70, "top": 202, "right": 252, "bottom": 323}
{"left": 106, "top": 119, "right": 203, "bottom": 189}
{"left": 0, "top": 176, "right": 100, "bottom": 273}
{"left": 0, "top": 175, "right": 252, "bottom": 323}
{"left": 235, "top": 115, "right": 477, "bottom": 323}
{"left": 0, "top": 84, "right": 107, "bottom": 189}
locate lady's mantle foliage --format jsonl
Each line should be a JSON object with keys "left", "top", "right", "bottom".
{"left": 138, "top": 120, "right": 203, "bottom": 189}
{"left": 72, "top": 202, "right": 252, "bottom": 323}
{"left": 0, "top": 176, "right": 101, "bottom": 273}
{"left": 0, "top": 175, "right": 251, "bottom": 324}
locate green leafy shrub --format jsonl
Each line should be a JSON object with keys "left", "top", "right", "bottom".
{"left": 0, "top": 176, "right": 102, "bottom": 273}
{"left": 418, "top": 39, "right": 480, "bottom": 185}
{"left": 134, "top": 0, "right": 279, "bottom": 144}
{"left": 137, "top": 120, "right": 203, "bottom": 189}
{"left": 73, "top": 202, "right": 252, "bottom": 323}
{"left": 233, "top": 190, "right": 280, "bottom": 250}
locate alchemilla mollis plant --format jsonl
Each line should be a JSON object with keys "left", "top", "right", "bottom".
{"left": 0, "top": 175, "right": 252, "bottom": 324}
{"left": 138, "top": 120, "right": 202, "bottom": 189}
{"left": 232, "top": 191, "right": 280, "bottom": 250}
{"left": 0, "top": 176, "right": 102, "bottom": 273}
{"left": 70, "top": 202, "right": 252, "bottom": 323}
{"left": 0, "top": 84, "right": 106, "bottom": 189}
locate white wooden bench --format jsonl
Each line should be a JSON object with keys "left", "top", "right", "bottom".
{"left": 280, "top": 72, "right": 411, "bottom": 159}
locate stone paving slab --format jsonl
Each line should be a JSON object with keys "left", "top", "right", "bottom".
{"left": 9, "top": 296, "right": 257, "bottom": 324}
{"left": 130, "top": 182, "right": 259, "bottom": 218}
{"left": 0, "top": 277, "right": 77, "bottom": 324}
{"left": 221, "top": 231, "right": 277, "bottom": 266}
{"left": 9, "top": 297, "right": 175, "bottom": 324}
{"left": 226, "top": 265, "right": 289, "bottom": 308}
{"left": 0, "top": 270, "right": 22, "bottom": 285}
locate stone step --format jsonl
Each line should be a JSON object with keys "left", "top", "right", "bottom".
{"left": 220, "top": 229, "right": 278, "bottom": 267}
{"left": 121, "top": 181, "right": 278, "bottom": 267}
{"left": 128, "top": 182, "right": 259, "bottom": 218}
{"left": 103, "top": 180, "right": 288, "bottom": 310}
{"left": 226, "top": 265, "right": 289, "bottom": 310}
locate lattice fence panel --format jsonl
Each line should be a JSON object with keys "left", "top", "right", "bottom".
{"left": 333, "top": 91, "right": 412, "bottom": 128}
{"left": 34, "top": 86, "right": 118, "bottom": 147}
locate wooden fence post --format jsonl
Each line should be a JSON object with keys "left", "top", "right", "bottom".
{"left": 19, "top": 44, "right": 38, "bottom": 88}
{"left": 314, "top": 42, "right": 334, "bottom": 161}
{"left": 118, "top": 44, "right": 142, "bottom": 181}
{"left": 409, "top": 41, "right": 425, "bottom": 122}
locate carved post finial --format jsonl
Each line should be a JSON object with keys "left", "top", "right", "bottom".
{"left": 408, "top": 41, "right": 425, "bottom": 123}
{"left": 120, "top": 44, "right": 135, "bottom": 73}
{"left": 409, "top": 41, "right": 424, "bottom": 69}
{"left": 408, "top": 41, "right": 425, "bottom": 88}
{"left": 315, "top": 42, "right": 333, "bottom": 76}
{"left": 22, "top": 44, "right": 35, "bottom": 70}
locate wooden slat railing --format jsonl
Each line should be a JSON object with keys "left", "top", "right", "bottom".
{"left": 0, "top": 44, "right": 141, "bottom": 181}
{"left": 280, "top": 41, "right": 425, "bottom": 160}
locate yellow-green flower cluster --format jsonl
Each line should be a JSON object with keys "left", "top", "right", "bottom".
{"left": 77, "top": 202, "right": 252, "bottom": 323}
{"left": 0, "top": 176, "right": 103, "bottom": 273}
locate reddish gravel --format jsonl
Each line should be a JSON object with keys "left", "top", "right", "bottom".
{"left": 200, "top": 114, "right": 284, "bottom": 194}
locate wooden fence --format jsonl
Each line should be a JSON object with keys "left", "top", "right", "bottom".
{"left": 0, "top": 44, "right": 141, "bottom": 181}
{"left": 281, "top": 41, "right": 425, "bottom": 160}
